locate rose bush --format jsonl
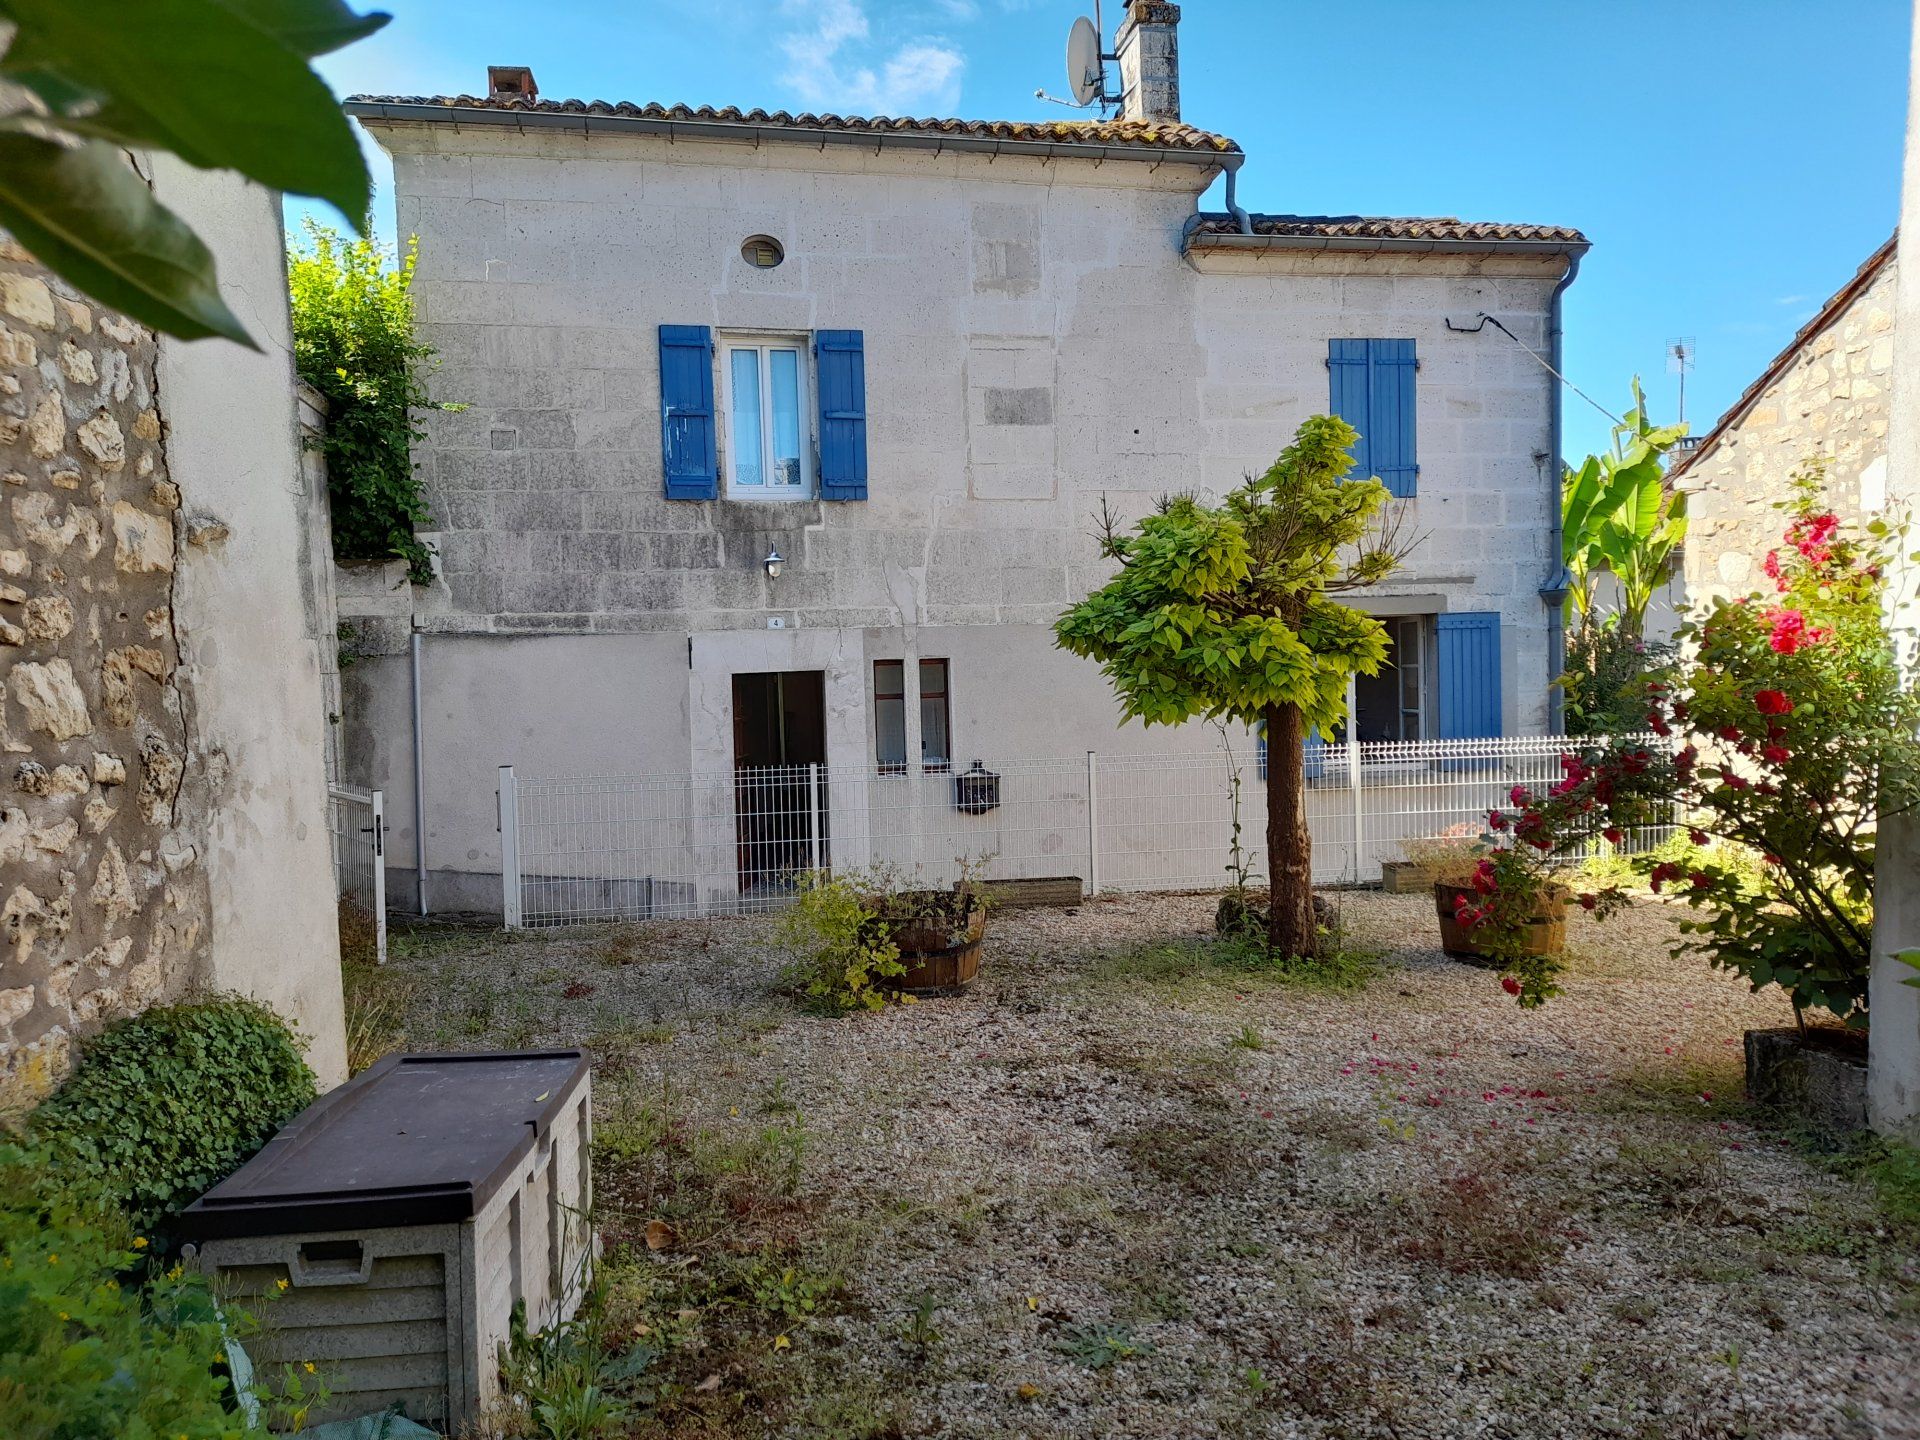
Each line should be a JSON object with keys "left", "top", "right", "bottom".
{"left": 1462, "top": 463, "right": 1919, "bottom": 1026}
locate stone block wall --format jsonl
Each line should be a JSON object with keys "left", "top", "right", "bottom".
{"left": 1682, "top": 248, "right": 1897, "bottom": 606}
{"left": 0, "top": 249, "right": 208, "bottom": 1100}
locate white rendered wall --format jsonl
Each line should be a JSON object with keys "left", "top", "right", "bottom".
{"left": 1869, "top": 0, "right": 1920, "bottom": 1140}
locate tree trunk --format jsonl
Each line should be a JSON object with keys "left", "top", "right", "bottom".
{"left": 1265, "top": 702, "right": 1319, "bottom": 958}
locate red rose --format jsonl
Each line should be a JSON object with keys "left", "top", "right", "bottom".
{"left": 1689, "top": 829, "right": 1708, "bottom": 846}
{"left": 1718, "top": 725, "right": 1743, "bottom": 742}
{"left": 1689, "top": 871, "right": 1711, "bottom": 890}
{"left": 1763, "top": 744, "right": 1791, "bottom": 765}
{"left": 1509, "top": 785, "right": 1531, "bottom": 806}
{"left": 1577, "top": 893, "right": 1597, "bottom": 911}
{"left": 1753, "top": 689, "right": 1793, "bottom": 716}
{"left": 1603, "top": 826, "right": 1624, "bottom": 844}
{"left": 1767, "top": 609, "right": 1808, "bottom": 655}
{"left": 1500, "top": 976, "right": 1522, "bottom": 996}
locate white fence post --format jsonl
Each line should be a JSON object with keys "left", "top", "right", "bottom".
{"left": 1347, "top": 731, "right": 1365, "bottom": 883}
{"left": 808, "top": 762, "right": 824, "bottom": 874}
{"left": 1086, "top": 750, "right": 1101, "bottom": 897}
{"left": 370, "top": 789, "right": 388, "bottom": 966}
{"left": 499, "top": 765, "right": 523, "bottom": 929}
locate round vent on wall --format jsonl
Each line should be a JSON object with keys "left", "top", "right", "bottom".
{"left": 741, "top": 235, "right": 785, "bottom": 269}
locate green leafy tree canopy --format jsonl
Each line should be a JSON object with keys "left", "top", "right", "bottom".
{"left": 0, "top": 0, "right": 388, "bottom": 346}
{"left": 1056, "top": 415, "right": 1410, "bottom": 955}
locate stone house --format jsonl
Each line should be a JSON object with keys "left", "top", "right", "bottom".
{"left": 340, "top": 3, "right": 1588, "bottom": 912}
{"left": 1675, "top": 236, "right": 1898, "bottom": 607}
{"left": 0, "top": 160, "right": 348, "bottom": 1099}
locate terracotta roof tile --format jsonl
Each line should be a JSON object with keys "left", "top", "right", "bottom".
{"left": 344, "top": 94, "right": 1240, "bottom": 153}
{"left": 1191, "top": 213, "right": 1587, "bottom": 244}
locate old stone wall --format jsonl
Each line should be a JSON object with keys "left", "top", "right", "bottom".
{"left": 0, "top": 249, "right": 208, "bottom": 1101}
{"left": 0, "top": 159, "right": 349, "bottom": 1098}
{"left": 1681, "top": 249, "right": 1898, "bottom": 606}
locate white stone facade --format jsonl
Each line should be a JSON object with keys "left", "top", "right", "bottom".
{"left": 343, "top": 106, "right": 1578, "bottom": 908}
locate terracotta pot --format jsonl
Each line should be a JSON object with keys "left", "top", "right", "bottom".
{"left": 1432, "top": 880, "right": 1567, "bottom": 965}
{"left": 868, "top": 892, "right": 986, "bottom": 995}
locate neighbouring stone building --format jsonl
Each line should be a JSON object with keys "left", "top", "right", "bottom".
{"left": 341, "top": 4, "right": 1589, "bottom": 913}
{"left": 1675, "top": 236, "right": 1898, "bottom": 606}
{"left": 0, "top": 158, "right": 347, "bottom": 1100}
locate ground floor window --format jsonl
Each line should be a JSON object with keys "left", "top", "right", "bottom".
{"left": 1351, "top": 616, "right": 1427, "bottom": 743}
{"left": 874, "top": 660, "right": 907, "bottom": 773}
{"left": 872, "top": 658, "right": 952, "bottom": 773}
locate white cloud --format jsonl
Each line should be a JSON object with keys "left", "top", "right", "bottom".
{"left": 779, "top": 0, "right": 966, "bottom": 116}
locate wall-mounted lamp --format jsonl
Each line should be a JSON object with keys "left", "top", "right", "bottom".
{"left": 763, "top": 547, "right": 785, "bottom": 580}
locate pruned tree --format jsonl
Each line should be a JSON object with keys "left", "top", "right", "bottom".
{"left": 1055, "top": 415, "right": 1413, "bottom": 957}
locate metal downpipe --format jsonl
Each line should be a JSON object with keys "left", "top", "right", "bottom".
{"left": 1543, "top": 251, "right": 1584, "bottom": 734}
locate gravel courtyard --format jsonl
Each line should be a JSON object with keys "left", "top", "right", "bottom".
{"left": 358, "top": 891, "right": 1920, "bottom": 1440}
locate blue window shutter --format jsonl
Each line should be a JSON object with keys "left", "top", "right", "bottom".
{"left": 1327, "top": 338, "right": 1418, "bottom": 497}
{"left": 1436, "top": 612, "right": 1502, "bottom": 738}
{"left": 815, "top": 329, "right": 868, "bottom": 501}
{"left": 1368, "top": 339, "right": 1418, "bottom": 498}
{"left": 1327, "top": 339, "right": 1371, "bottom": 482}
{"left": 658, "top": 325, "right": 716, "bottom": 501}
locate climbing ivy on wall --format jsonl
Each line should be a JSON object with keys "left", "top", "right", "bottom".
{"left": 288, "top": 220, "right": 457, "bottom": 585}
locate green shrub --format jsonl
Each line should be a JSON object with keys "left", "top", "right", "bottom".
{"left": 0, "top": 1144, "right": 243, "bottom": 1439}
{"left": 775, "top": 871, "right": 907, "bottom": 1013}
{"left": 288, "top": 220, "right": 459, "bottom": 585}
{"left": 31, "top": 997, "right": 316, "bottom": 1230}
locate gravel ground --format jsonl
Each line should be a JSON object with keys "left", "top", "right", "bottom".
{"left": 371, "top": 890, "right": 1920, "bottom": 1440}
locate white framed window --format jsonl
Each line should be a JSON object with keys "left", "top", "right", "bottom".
{"left": 1351, "top": 615, "right": 1428, "bottom": 743}
{"left": 721, "top": 334, "right": 812, "bottom": 499}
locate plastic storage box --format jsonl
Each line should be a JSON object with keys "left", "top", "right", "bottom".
{"left": 181, "top": 1050, "right": 593, "bottom": 1432}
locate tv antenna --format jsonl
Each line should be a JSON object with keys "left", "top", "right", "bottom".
{"left": 1034, "top": 5, "right": 1120, "bottom": 113}
{"left": 1667, "top": 337, "right": 1695, "bottom": 426}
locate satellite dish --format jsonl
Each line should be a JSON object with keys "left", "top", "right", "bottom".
{"left": 1066, "top": 15, "right": 1101, "bottom": 106}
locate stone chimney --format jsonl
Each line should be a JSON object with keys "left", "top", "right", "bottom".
{"left": 1115, "top": 2, "right": 1180, "bottom": 123}
{"left": 487, "top": 65, "right": 538, "bottom": 101}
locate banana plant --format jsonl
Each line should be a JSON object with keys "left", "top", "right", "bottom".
{"left": 1562, "top": 379, "right": 1690, "bottom": 638}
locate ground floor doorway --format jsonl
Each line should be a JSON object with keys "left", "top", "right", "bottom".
{"left": 732, "top": 670, "right": 828, "bottom": 893}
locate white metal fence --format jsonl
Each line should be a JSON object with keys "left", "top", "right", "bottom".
{"left": 328, "top": 785, "right": 387, "bottom": 964}
{"left": 498, "top": 735, "right": 1672, "bottom": 928}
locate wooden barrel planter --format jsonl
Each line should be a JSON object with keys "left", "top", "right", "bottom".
{"left": 865, "top": 891, "right": 986, "bottom": 996}
{"left": 1432, "top": 881, "right": 1567, "bottom": 965}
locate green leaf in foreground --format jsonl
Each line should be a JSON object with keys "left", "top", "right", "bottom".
{"left": 0, "top": 133, "right": 256, "bottom": 348}
{"left": 1, "top": 0, "right": 374, "bottom": 221}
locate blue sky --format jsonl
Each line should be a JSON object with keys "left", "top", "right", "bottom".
{"left": 303, "top": 0, "right": 1913, "bottom": 459}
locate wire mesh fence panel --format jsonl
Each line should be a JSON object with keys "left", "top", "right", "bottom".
{"left": 505, "top": 735, "right": 1674, "bottom": 927}
{"left": 328, "top": 786, "right": 386, "bottom": 965}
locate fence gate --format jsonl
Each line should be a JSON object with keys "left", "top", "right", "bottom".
{"left": 328, "top": 785, "right": 387, "bottom": 965}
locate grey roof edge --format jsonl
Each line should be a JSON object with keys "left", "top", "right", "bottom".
{"left": 343, "top": 98, "right": 1240, "bottom": 169}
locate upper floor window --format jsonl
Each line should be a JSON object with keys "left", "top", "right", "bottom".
{"left": 723, "top": 336, "right": 811, "bottom": 499}
{"left": 1327, "top": 338, "right": 1418, "bottom": 498}
{"left": 657, "top": 325, "right": 866, "bottom": 503}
